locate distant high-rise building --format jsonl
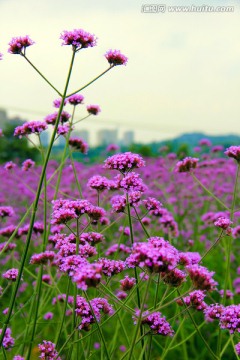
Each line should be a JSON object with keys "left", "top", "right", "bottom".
{"left": 0, "top": 108, "right": 24, "bottom": 129}
{"left": 72, "top": 129, "right": 90, "bottom": 143}
{"left": 97, "top": 129, "right": 118, "bottom": 146}
{"left": 122, "top": 131, "right": 134, "bottom": 146}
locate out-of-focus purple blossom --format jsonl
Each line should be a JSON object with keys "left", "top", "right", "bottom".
{"left": 199, "top": 138, "right": 212, "bottom": 147}
{"left": 30, "top": 251, "right": 55, "bottom": 265}
{"left": 120, "top": 276, "right": 136, "bottom": 291}
{"left": 67, "top": 94, "right": 84, "bottom": 105}
{"left": 219, "top": 289, "right": 234, "bottom": 299}
{"left": 8, "top": 35, "right": 34, "bottom": 54}
{"left": 69, "top": 137, "right": 88, "bottom": 154}
{"left": 4, "top": 161, "right": 17, "bottom": 170}
{"left": 2, "top": 268, "right": 18, "bottom": 281}
{"left": 175, "top": 157, "right": 199, "bottom": 173}
{"left": 214, "top": 217, "right": 232, "bottom": 230}
{"left": 86, "top": 104, "right": 101, "bottom": 115}
{"left": 38, "top": 340, "right": 61, "bottom": 360}
{"left": 105, "top": 244, "right": 131, "bottom": 256}
{"left": 0, "top": 327, "right": 14, "bottom": 349}
{"left": 235, "top": 343, "right": 240, "bottom": 355}
{"left": 57, "top": 124, "right": 71, "bottom": 136}
{"left": 0, "top": 53, "right": 3, "bottom": 60}
{"left": 60, "top": 29, "right": 97, "bottom": 49}
{"left": 161, "top": 268, "right": 186, "bottom": 287}
{"left": 106, "top": 143, "right": 120, "bottom": 152}
{"left": 225, "top": 146, "right": 240, "bottom": 162}
{"left": 14, "top": 121, "right": 47, "bottom": 138}
{"left": 53, "top": 98, "right": 67, "bottom": 108}
{"left": 211, "top": 145, "right": 224, "bottom": 153}
{"left": 21, "top": 159, "right": 35, "bottom": 171}
{"left": 45, "top": 111, "right": 71, "bottom": 125}
{"left": 105, "top": 50, "right": 128, "bottom": 66}
{"left": 177, "top": 290, "right": 207, "bottom": 311}
{"left": 0, "top": 206, "right": 14, "bottom": 218}
{"left": 44, "top": 312, "right": 54, "bottom": 320}
{"left": 111, "top": 195, "right": 126, "bottom": 213}
{"left": 187, "top": 264, "right": 218, "bottom": 291}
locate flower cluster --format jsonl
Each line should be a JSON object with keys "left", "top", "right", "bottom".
{"left": 69, "top": 137, "right": 88, "bottom": 154}
{"left": 0, "top": 206, "right": 14, "bottom": 218}
{"left": 175, "top": 157, "right": 199, "bottom": 173}
{"left": 104, "top": 152, "right": 145, "bottom": 173}
{"left": 105, "top": 50, "right": 128, "bottom": 66}
{"left": 60, "top": 29, "right": 97, "bottom": 49}
{"left": 8, "top": 35, "right": 34, "bottom": 54}
{"left": 186, "top": 264, "right": 218, "bottom": 291}
{"left": 14, "top": 121, "right": 47, "bottom": 138}
{"left": 141, "top": 311, "right": 174, "bottom": 336}
{"left": 38, "top": 340, "right": 61, "bottom": 360}
{"left": 225, "top": 146, "right": 240, "bottom": 162}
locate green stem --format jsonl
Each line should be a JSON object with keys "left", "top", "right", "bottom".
{"left": 66, "top": 67, "right": 112, "bottom": 97}
{"left": 22, "top": 54, "right": 62, "bottom": 96}
{"left": 177, "top": 289, "right": 219, "bottom": 360}
{"left": 0, "top": 49, "right": 76, "bottom": 347}
{"left": 191, "top": 173, "right": 229, "bottom": 211}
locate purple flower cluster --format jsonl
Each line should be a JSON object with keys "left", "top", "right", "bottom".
{"left": 38, "top": 340, "right": 61, "bottom": 360}
{"left": 219, "top": 304, "right": 240, "bottom": 333}
{"left": 2, "top": 268, "right": 19, "bottom": 281}
{"left": 0, "top": 206, "right": 14, "bottom": 218}
{"left": 0, "top": 327, "right": 14, "bottom": 349}
{"left": 75, "top": 296, "right": 113, "bottom": 331}
{"left": 175, "top": 157, "right": 199, "bottom": 173}
{"left": 178, "top": 290, "right": 207, "bottom": 311}
{"left": 141, "top": 311, "right": 174, "bottom": 336}
{"left": 87, "top": 175, "right": 110, "bottom": 191}
{"left": 187, "top": 264, "right": 218, "bottom": 291}
{"left": 126, "top": 237, "right": 179, "bottom": 273}
{"left": 14, "top": 121, "right": 47, "bottom": 138}
{"left": 67, "top": 94, "right": 84, "bottom": 105}
{"left": 104, "top": 152, "right": 145, "bottom": 173}
{"left": 69, "top": 137, "right": 88, "bottom": 154}
{"left": 86, "top": 104, "right": 101, "bottom": 115}
{"left": 225, "top": 146, "right": 240, "bottom": 162}
{"left": 60, "top": 29, "right": 97, "bottom": 49}
{"left": 105, "top": 50, "right": 128, "bottom": 66}
{"left": 21, "top": 159, "right": 35, "bottom": 171}
{"left": 8, "top": 35, "right": 34, "bottom": 54}
{"left": 45, "top": 111, "right": 71, "bottom": 125}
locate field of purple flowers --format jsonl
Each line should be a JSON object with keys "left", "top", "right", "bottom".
{"left": 0, "top": 29, "right": 240, "bottom": 360}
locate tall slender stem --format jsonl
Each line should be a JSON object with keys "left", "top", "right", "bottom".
{"left": 0, "top": 49, "right": 76, "bottom": 347}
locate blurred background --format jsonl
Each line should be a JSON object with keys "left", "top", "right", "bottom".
{"left": 0, "top": 0, "right": 239, "bottom": 160}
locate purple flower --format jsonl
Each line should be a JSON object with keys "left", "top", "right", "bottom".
{"left": 0, "top": 327, "right": 14, "bottom": 349}
{"left": 2, "top": 268, "right": 19, "bottom": 281}
{"left": 86, "top": 104, "right": 101, "bottom": 115}
{"left": 105, "top": 50, "right": 128, "bottom": 66}
{"left": 120, "top": 276, "right": 136, "bottom": 291}
{"left": 38, "top": 340, "right": 61, "bottom": 360}
{"left": 235, "top": 342, "right": 240, "bottom": 355}
{"left": 175, "top": 157, "right": 199, "bottom": 173}
{"left": 177, "top": 290, "right": 207, "bottom": 311}
{"left": 214, "top": 217, "right": 232, "bottom": 231}
{"left": 60, "top": 29, "right": 97, "bottom": 50}
{"left": 225, "top": 146, "right": 240, "bottom": 162}
{"left": 8, "top": 35, "right": 34, "bottom": 54}
{"left": 219, "top": 304, "right": 240, "bottom": 333}
{"left": 53, "top": 98, "right": 67, "bottom": 108}
{"left": 14, "top": 121, "right": 47, "bottom": 138}
{"left": 186, "top": 264, "right": 218, "bottom": 292}
{"left": 73, "top": 262, "right": 102, "bottom": 290}
{"left": 45, "top": 111, "right": 71, "bottom": 125}
{"left": 21, "top": 159, "right": 35, "bottom": 171}
{"left": 141, "top": 312, "right": 174, "bottom": 336}
{"left": 30, "top": 251, "right": 55, "bottom": 265}
{"left": 104, "top": 152, "right": 145, "bottom": 173}
{"left": 204, "top": 304, "right": 224, "bottom": 321}
{"left": 4, "top": 161, "right": 17, "bottom": 170}
{"left": 67, "top": 94, "right": 84, "bottom": 105}
{"left": 120, "top": 172, "right": 147, "bottom": 193}
{"left": 98, "top": 258, "right": 125, "bottom": 276}
{"left": 0, "top": 53, "right": 3, "bottom": 60}
{"left": 0, "top": 206, "right": 14, "bottom": 218}
{"left": 87, "top": 175, "right": 110, "bottom": 191}
{"left": 199, "top": 138, "right": 212, "bottom": 147}
{"left": 69, "top": 137, "right": 88, "bottom": 154}
{"left": 44, "top": 312, "right": 54, "bottom": 320}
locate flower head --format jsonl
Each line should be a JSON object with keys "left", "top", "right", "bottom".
{"left": 225, "top": 146, "right": 240, "bottom": 162}
{"left": 60, "top": 29, "right": 97, "bottom": 50}
{"left": 175, "top": 157, "right": 199, "bottom": 173}
{"left": 67, "top": 94, "right": 84, "bottom": 105}
{"left": 86, "top": 104, "right": 101, "bottom": 115}
{"left": 105, "top": 50, "right": 128, "bottom": 66}
{"left": 8, "top": 35, "right": 34, "bottom": 54}
{"left": 104, "top": 152, "right": 145, "bottom": 173}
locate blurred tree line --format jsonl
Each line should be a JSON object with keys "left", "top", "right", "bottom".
{"left": 0, "top": 124, "right": 39, "bottom": 164}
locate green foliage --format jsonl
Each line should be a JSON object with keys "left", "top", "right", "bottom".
{"left": 0, "top": 124, "right": 39, "bottom": 164}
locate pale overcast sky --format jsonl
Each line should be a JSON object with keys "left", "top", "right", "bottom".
{"left": 0, "top": 0, "right": 239, "bottom": 144}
